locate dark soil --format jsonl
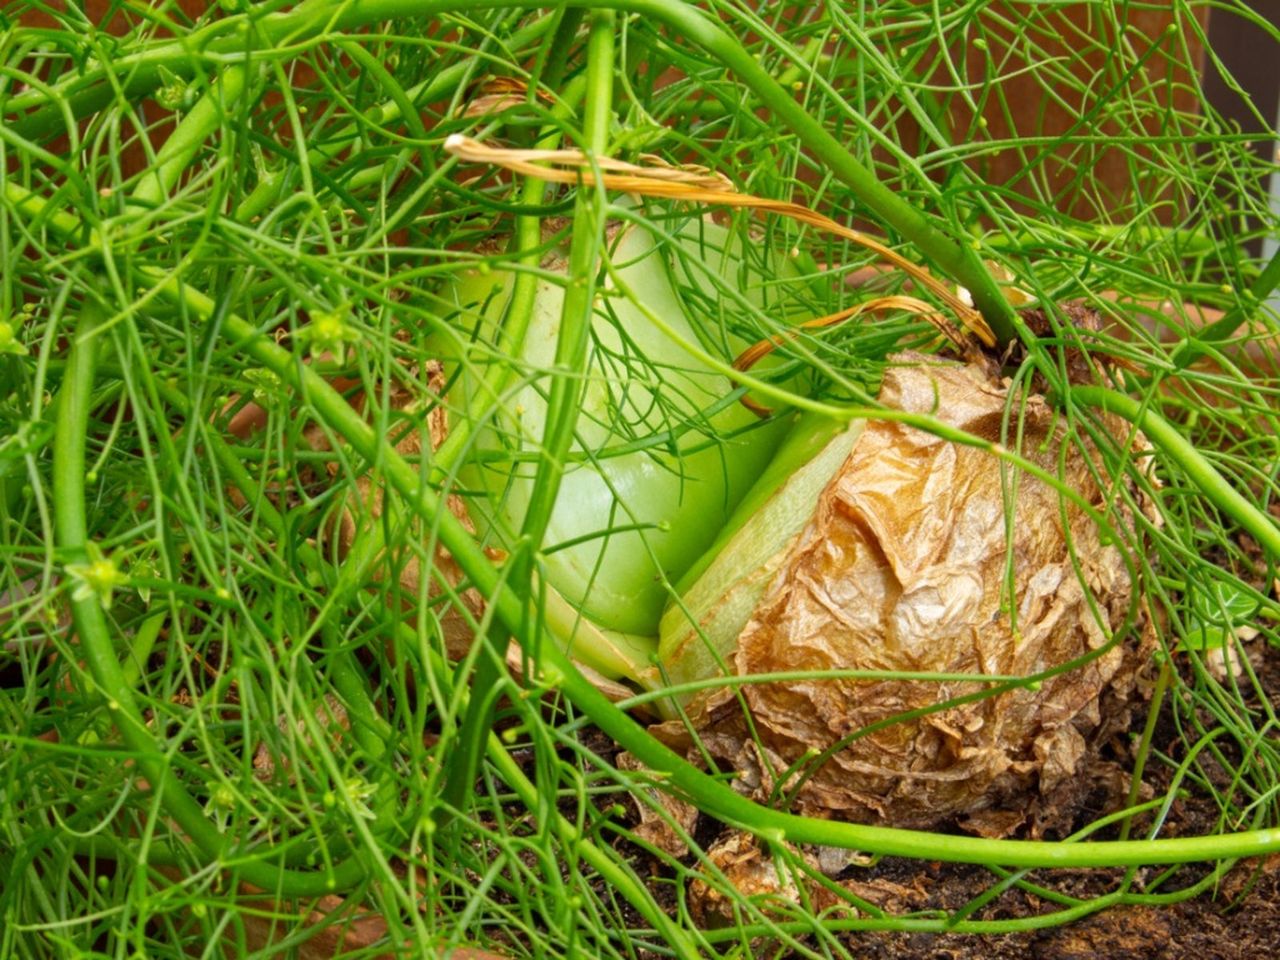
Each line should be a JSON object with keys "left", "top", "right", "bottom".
{"left": 833, "top": 852, "right": 1280, "bottom": 960}
{"left": 834, "top": 858, "right": 1280, "bottom": 959}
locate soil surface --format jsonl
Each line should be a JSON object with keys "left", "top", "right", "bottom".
{"left": 832, "top": 853, "right": 1280, "bottom": 960}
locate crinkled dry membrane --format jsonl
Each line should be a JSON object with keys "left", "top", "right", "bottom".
{"left": 655, "top": 355, "right": 1154, "bottom": 834}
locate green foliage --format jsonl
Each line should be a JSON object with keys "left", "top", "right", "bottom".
{"left": 1, "top": 1, "right": 1279, "bottom": 957}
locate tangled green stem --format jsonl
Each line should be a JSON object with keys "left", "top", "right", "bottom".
{"left": 1069, "top": 386, "right": 1280, "bottom": 560}
{"left": 52, "top": 297, "right": 371, "bottom": 896}
{"left": 12, "top": 163, "right": 1274, "bottom": 868}
{"left": 8, "top": 9, "right": 1280, "bottom": 932}
{"left": 8, "top": 0, "right": 1018, "bottom": 342}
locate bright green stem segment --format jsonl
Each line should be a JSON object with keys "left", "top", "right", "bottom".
{"left": 443, "top": 8, "right": 616, "bottom": 825}
{"left": 517, "top": 9, "right": 617, "bottom": 552}
{"left": 10, "top": 0, "right": 1018, "bottom": 343}
{"left": 130, "top": 65, "right": 250, "bottom": 210}
{"left": 1070, "top": 386, "right": 1280, "bottom": 560}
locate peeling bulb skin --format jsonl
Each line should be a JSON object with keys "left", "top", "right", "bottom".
{"left": 657, "top": 412, "right": 864, "bottom": 707}
{"left": 657, "top": 354, "right": 1157, "bottom": 836}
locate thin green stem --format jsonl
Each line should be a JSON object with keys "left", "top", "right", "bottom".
{"left": 130, "top": 65, "right": 251, "bottom": 212}
{"left": 1069, "top": 386, "right": 1280, "bottom": 560}
{"left": 53, "top": 297, "right": 368, "bottom": 896}
{"left": 1120, "top": 659, "right": 1172, "bottom": 842}
{"left": 516, "top": 9, "right": 616, "bottom": 553}
{"left": 8, "top": 0, "right": 1017, "bottom": 342}
{"left": 440, "top": 11, "right": 613, "bottom": 826}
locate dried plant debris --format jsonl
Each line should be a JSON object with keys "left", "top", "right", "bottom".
{"left": 233, "top": 889, "right": 390, "bottom": 960}
{"left": 689, "top": 832, "right": 845, "bottom": 927}
{"left": 253, "top": 692, "right": 351, "bottom": 784}
{"left": 657, "top": 354, "right": 1156, "bottom": 836}
{"left": 616, "top": 751, "right": 699, "bottom": 858}
{"left": 689, "top": 832, "right": 934, "bottom": 929}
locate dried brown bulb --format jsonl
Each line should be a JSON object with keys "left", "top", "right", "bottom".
{"left": 656, "top": 354, "right": 1156, "bottom": 836}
